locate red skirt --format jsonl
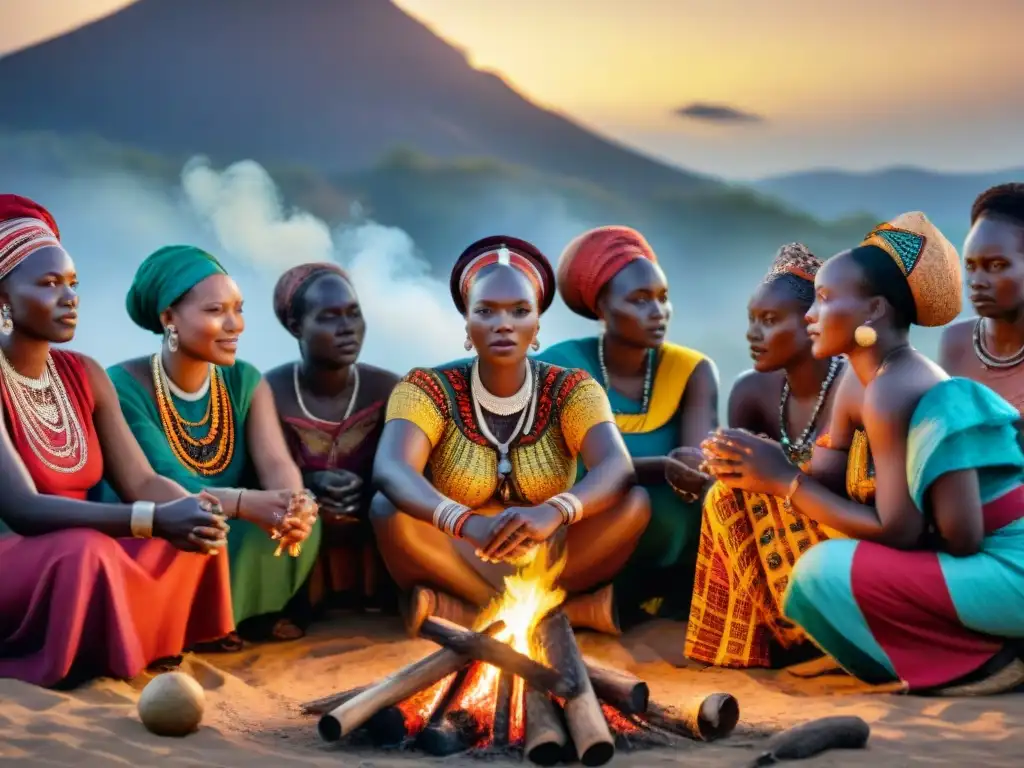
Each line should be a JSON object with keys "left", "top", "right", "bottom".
{"left": 0, "top": 529, "right": 234, "bottom": 687}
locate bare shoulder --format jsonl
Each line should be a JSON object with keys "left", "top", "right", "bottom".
{"left": 732, "top": 368, "right": 781, "bottom": 398}
{"left": 263, "top": 362, "right": 294, "bottom": 395}
{"left": 864, "top": 355, "right": 942, "bottom": 426}
{"left": 358, "top": 363, "right": 401, "bottom": 391}
{"left": 938, "top": 318, "right": 975, "bottom": 372}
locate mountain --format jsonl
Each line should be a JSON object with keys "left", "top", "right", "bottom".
{"left": 0, "top": 0, "right": 716, "bottom": 200}
{"left": 753, "top": 167, "right": 1024, "bottom": 246}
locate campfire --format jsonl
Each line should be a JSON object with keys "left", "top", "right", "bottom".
{"left": 305, "top": 544, "right": 739, "bottom": 765}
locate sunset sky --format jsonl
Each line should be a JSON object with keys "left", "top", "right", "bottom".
{"left": 2, "top": 0, "right": 1022, "bottom": 178}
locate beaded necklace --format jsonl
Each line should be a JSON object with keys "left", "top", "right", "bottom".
{"left": 0, "top": 348, "right": 88, "bottom": 474}
{"left": 597, "top": 334, "right": 654, "bottom": 414}
{"left": 778, "top": 356, "right": 841, "bottom": 467}
{"left": 973, "top": 317, "right": 1024, "bottom": 370}
{"left": 151, "top": 354, "right": 235, "bottom": 476}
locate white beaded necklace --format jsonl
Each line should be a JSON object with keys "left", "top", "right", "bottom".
{"left": 158, "top": 355, "right": 211, "bottom": 402}
{"left": 470, "top": 359, "right": 538, "bottom": 490}
{"left": 293, "top": 362, "right": 360, "bottom": 425}
{"left": 471, "top": 358, "right": 532, "bottom": 415}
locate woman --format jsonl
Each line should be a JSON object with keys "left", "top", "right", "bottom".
{"left": 266, "top": 262, "right": 399, "bottom": 611}
{"left": 707, "top": 212, "right": 1024, "bottom": 695}
{"left": 104, "top": 245, "right": 318, "bottom": 643}
{"left": 371, "top": 236, "right": 651, "bottom": 636}
{"left": 538, "top": 226, "right": 716, "bottom": 623}
{"left": 939, "top": 183, "right": 1024, "bottom": 411}
{"left": 0, "top": 194, "right": 234, "bottom": 688}
{"left": 686, "top": 244, "right": 847, "bottom": 669}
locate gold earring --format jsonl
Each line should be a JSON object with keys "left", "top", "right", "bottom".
{"left": 854, "top": 324, "right": 877, "bottom": 347}
{"left": 166, "top": 324, "right": 180, "bottom": 353}
{"left": 464, "top": 336, "right": 473, "bottom": 352}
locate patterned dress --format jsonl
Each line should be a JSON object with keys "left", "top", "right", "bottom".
{"left": 385, "top": 360, "right": 613, "bottom": 582}
{"left": 685, "top": 432, "right": 872, "bottom": 668}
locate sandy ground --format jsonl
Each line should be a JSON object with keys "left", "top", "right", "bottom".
{"left": 1, "top": 613, "right": 1021, "bottom": 767}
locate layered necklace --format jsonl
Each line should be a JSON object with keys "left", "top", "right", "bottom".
{"left": 779, "top": 356, "right": 841, "bottom": 467}
{"left": 293, "top": 362, "right": 360, "bottom": 425}
{"left": 973, "top": 317, "right": 1024, "bottom": 369}
{"left": 151, "top": 354, "right": 235, "bottom": 476}
{"left": 470, "top": 359, "right": 538, "bottom": 503}
{"left": 0, "top": 348, "right": 88, "bottom": 473}
{"left": 597, "top": 334, "right": 654, "bottom": 414}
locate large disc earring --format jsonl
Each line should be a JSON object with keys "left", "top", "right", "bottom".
{"left": 0, "top": 305, "right": 12, "bottom": 336}
{"left": 166, "top": 324, "right": 180, "bottom": 353}
{"left": 464, "top": 336, "right": 473, "bottom": 352}
{"left": 531, "top": 336, "right": 540, "bottom": 351}
{"left": 854, "top": 324, "right": 877, "bottom": 347}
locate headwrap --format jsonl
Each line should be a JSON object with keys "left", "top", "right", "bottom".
{"left": 0, "top": 194, "right": 63, "bottom": 281}
{"left": 556, "top": 226, "right": 657, "bottom": 319}
{"left": 125, "top": 245, "right": 228, "bottom": 334}
{"left": 273, "top": 261, "right": 354, "bottom": 334}
{"left": 449, "top": 235, "right": 555, "bottom": 315}
{"left": 848, "top": 212, "right": 961, "bottom": 327}
{"left": 765, "top": 242, "right": 821, "bottom": 283}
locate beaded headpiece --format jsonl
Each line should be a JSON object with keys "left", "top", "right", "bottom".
{"left": 450, "top": 235, "right": 555, "bottom": 315}
{"left": 765, "top": 242, "right": 820, "bottom": 284}
{"left": 0, "top": 195, "right": 63, "bottom": 281}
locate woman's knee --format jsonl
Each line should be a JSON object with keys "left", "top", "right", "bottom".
{"left": 618, "top": 485, "right": 652, "bottom": 534}
{"left": 368, "top": 492, "right": 398, "bottom": 530}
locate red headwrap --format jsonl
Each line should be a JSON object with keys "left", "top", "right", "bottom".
{"left": 449, "top": 236, "right": 555, "bottom": 315}
{"left": 556, "top": 226, "right": 657, "bottom": 319}
{"left": 0, "top": 195, "right": 62, "bottom": 281}
{"left": 273, "top": 261, "right": 354, "bottom": 334}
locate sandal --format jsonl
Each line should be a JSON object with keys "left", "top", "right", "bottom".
{"left": 188, "top": 631, "right": 244, "bottom": 654}
{"left": 269, "top": 617, "right": 305, "bottom": 642}
{"left": 147, "top": 655, "right": 184, "bottom": 673}
{"left": 237, "top": 614, "right": 306, "bottom": 643}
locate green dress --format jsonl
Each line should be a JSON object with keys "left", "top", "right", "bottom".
{"left": 102, "top": 360, "right": 321, "bottom": 624}
{"left": 536, "top": 337, "right": 707, "bottom": 619}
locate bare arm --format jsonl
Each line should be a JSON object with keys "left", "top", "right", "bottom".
{"left": 727, "top": 370, "right": 769, "bottom": 432}
{"left": 926, "top": 470, "right": 984, "bottom": 556}
{"left": 679, "top": 359, "right": 720, "bottom": 446}
{"left": 787, "top": 387, "right": 924, "bottom": 547}
{"left": 570, "top": 422, "right": 636, "bottom": 519}
{"left": 82, "top": 355, "right": 189, "bottom": 504}
{"left": 246, "top": 378, "right": 303, "bottom": 492}
{"left": 371, "top": 419, "right": 448, "bottom": 522}
{"left": 0, "top": 393, "right": 137, "bottom": 538}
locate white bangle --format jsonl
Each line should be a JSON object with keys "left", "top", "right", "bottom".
{"left": 549, "top": 492, "right": 584, "bottom": 525}
{"left": 130, "top": 501, "right": 156, "bottom": 539}
{"left": 431, "top": 498, "right": 471, "bottom": 537}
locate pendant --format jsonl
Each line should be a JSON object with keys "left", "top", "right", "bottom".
{"left": 783, "top": 441, "right": 812, "bottom": 468}
{"left": 498, "top": 454, "right": 513, "bottom": 477}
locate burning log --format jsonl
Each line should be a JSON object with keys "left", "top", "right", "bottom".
{"left": 418, "top": 616, "right": 577, "bottom": 699}
{"left": 318, "top": 619, "right": 505, "bottom": 742}
{"left": 417, "top": 665, "right": 483, "bottom": 757}
{"left": 582, "top": 657, "right": 649, "bottom": 715}
{"left": 524, "top": 688, "right": 568, "bottom": 766}
{"left": 491, "top": 671, "right": 515, "bottom": 749}
{"left": 536, "top": 612, "right": 615, "bottom": 767}
{"left": 641, "top": 694, "right": 740, "bottom": 742}
{"left": 300, "top": 684, "right": 369, "bottom": 716}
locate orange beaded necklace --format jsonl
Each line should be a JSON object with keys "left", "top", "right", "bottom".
{"left": 151, "top": 354, "right": 235, "bottom": 476}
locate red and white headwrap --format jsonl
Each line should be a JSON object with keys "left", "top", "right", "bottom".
{"left": 449, "top": 235, "right": 555, "bottom": 315}
{"left": 0, "top": 195, "right": 63, "bottom": 281}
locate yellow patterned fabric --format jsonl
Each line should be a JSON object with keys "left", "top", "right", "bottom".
{"left": 685, "top": 432, "right": 875, "bottom": 668}
{"left": 385, "top": 362, "right": 613, "bottom": 509}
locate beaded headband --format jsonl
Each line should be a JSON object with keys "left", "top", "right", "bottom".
{"left": 459, "top": 244, "right": 546, "bottom": 305}
{"left": 0, "top": 217, "right": 62, "bottom": 280}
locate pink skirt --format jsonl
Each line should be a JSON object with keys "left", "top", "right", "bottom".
{"left": 0, "top": 528, "right": 234, "bottom": 687}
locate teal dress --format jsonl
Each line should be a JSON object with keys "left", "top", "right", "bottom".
{"left": 101, "top": 359, "right": 321, "bottom": 624}
{"left": 536, "top": 337, "right": 708, "bottom": 619}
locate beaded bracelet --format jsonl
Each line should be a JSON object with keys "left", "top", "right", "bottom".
{"left": 432, "top": 498, "right": 472, "bottom": 537}
{"left": 548, "top": 492, "right": 583, "bottom": 526}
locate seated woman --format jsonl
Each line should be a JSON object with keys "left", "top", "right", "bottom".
{"left": 707, "top": 212, "right": 1024, "bottom": 695}
{"left": 371, "top": 236, "right": 651, "bottom": 636}
{"left": 939, "top": 183, "right": 1024, "bottom": 411}
{"left": 0, "top": 195, "right": 234, "bottom": 688}
{"left": 538, "top": 226, "right": 716, "bottom": 623}
{"left": 104, "top": 245, "right": 318, "bottom": 644}
{"left": 266, "top": 263, "right": 399, "bottom": 611}
{"left": 686, "top": 244, "right": 848, "bottom": 669}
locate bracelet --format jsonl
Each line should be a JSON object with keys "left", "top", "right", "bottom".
{"left": 667, "top": 477, "right": 701, "bottom": 504}
{"left": 233, "top": 488, "right": 243, "bottom": 519}
{"left": 431, "top": 498, "right": 472, "bottom": 537}
{"left": 130, "top": 500, "right": 156, "bottom": 539}
{"left": 548, "top": 492, "right": 583, "bottom": 526}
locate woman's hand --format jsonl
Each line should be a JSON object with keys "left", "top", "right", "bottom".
{"left": 666, "top": 446, "right": 712, "bottom": 497}
{"left": 477, "top": 505, "right": 564, "bottom": 563}
{"left": 701, "top": 428, "right": 797, "bottom": 497}
{"left": 154, "top": 491, "right": 229, "bottom": 554}
{"left": 272, "top": 491, "right": 319, "bottom": 556}
{"left": 306, "top": 469, "right": 363, "bottom": 521}
{"left": 235, "top": 489, "right": 293, "bottom": 534}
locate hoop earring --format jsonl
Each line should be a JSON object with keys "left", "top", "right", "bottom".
{"left": 0, "top": 305, "right": 12, "bottom": 336}
{"left": 854, "top": 324, "right": 877, "bottom": 348}
{"left": 166, "top": 324, "right": 180, "bottom": 353}
{"left": 464, "top": 336, "right": 473, "bottom": 352}
{"left": 531, "top": 337, "right": 540, "bottom": 351}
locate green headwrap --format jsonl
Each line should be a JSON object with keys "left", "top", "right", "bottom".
{"left": 126, "top": 245, "right": 228, "bottom": 334}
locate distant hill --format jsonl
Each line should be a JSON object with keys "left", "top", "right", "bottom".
{"left": 753, "top": 167, "right": 1024, "bottom": 247}
{"left": 0, "top": 0, "right": 717, "bottom": 200}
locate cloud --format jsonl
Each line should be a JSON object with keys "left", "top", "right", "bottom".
{"left": 673, "top": 102, "right": 764, "bottom": 124}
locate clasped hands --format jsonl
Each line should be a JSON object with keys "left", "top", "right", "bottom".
{"left": 699, "top": 427, "right": 798, "bottom": 497}
{"left": 459, "top": 503, "right": 564, "bottom": 564}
